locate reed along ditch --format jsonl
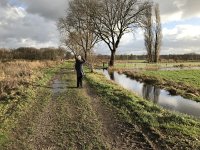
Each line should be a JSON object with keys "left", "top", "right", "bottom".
{"left": 98, "top": 69, "right": 200, "bottom": 118}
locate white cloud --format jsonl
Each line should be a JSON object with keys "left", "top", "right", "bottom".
{"left": 21, "top": 0, "right": 68, "bottom": 20}
{"left": 154, "top": 0, "right": 200, "bottom": 23}
{"left": 0, "top": 4, "right": 59, "bottom": 48}
{"left": 163, "top": 25, "right": 200, "bottom": 42}
{"left": 120, "top": 33, "right": 135, "bottom": 46}
{"left": 175, "top": 25, "right": 200, "bottom": 40}
{"left": 5, "top": 6, "right": 26, "bottom": 20}
{"left": 161, "top": 24, "right": 200, "bottom": 54}
{"left": 161, "top": 12, "right": 183, "bottom": 23}
{"left": 18, "top": 38, "right": 58, "bottom": 48}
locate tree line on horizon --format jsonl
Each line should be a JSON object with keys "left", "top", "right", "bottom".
{"left": 0, "top": 47, "right": 199, "bottom": 62}
{"left": 0, "top": 47, "right": 72, "bottom": 61}
{"left": 97, "top": 53, "right": 200, "bottom": 62}
{"left": 58, "top": 0, "right": 162, "bottom": 67}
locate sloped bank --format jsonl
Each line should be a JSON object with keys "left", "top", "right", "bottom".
{"left": 86, "top": 72, "right": 200, "bottom": 149}
{"left": 120, "top": 70, "right": 200, "bottom": 102}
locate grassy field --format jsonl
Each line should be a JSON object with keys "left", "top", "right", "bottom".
{"left": 142, "top": 70, "right": 200, "bottom": 89}
{"left": 105, "top": 60, "right": 200, "bottom": 70}
{"left": 121, "top": 69, "right": 200, "bottom": 102}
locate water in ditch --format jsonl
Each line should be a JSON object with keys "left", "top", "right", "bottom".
{"left": 99, "top": 69, "right": 200, "bottom": 118}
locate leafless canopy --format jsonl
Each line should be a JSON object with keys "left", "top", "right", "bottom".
{"left": 58, "top": 0, "right": 99, "bottom": 60}
{"left": 89, "top": 0, "right": 150, "bottom": 66}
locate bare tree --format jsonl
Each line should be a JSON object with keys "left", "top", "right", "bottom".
{"left": 58, "top": 0, "right": 99, "bottom": 60}
{"left": 90, "top": 0, "right": 150, "bottom": 66}
{"left": 143, "top": 3, "right": 162, "bottom": 63}
{"left": 154, "top": 3, "right": 162, "bottom": 63}
{"left": 144, "top": 4, "right": 153, "bottom": 62}
{"left": 62, "top": 31, "right": 84, "bottom": 58}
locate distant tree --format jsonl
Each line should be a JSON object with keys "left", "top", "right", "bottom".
{"left": 14, "top": 47, "right": 38, "bottom": 60}
{"left": 0, "top": 48, "right": 12, "bottom": 60}
{"left": 143, "top": 3, "right": 162, "bottom": 63}
{"left": 154, "top": 3, "right": 162, "bottom": 63}
{"left": 143, "top": 4, "right": 153, "bottom": 62}
{"left": 89, "top": 0, "right": 149, "bottom": 66}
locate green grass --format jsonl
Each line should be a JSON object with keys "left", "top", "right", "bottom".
{"left": 85, "top": 71, "right": 200, "bottom": 149}
{"left": 142, "top": 70, "right": 200, "bottom": 89}
{"left": 112, "top": 60, "right": 200, "bottom": 69}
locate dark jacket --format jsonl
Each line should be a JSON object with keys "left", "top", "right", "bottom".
{"left": 75, "top": 58, "right": 85, "bottom": 77}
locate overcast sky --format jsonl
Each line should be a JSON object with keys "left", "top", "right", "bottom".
{"left": 0, "top": 0, "right": 200, "bottom": 55}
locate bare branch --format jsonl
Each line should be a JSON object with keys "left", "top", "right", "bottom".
{"left": 89, "top": 0, "right": 150, "bottom": 66}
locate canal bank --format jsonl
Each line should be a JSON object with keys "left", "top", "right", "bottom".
{"left": 86, "top": 71, "right": 200, "bottom": 149}
{"left": 99, "top": 69, "right": 200, "bottom": 118}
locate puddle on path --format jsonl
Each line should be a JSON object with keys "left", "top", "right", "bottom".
{"left": 52, "top": 78, "right": 66, "bottom": 94}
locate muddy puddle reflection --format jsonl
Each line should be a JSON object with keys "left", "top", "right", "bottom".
{"left": 52, "top": 78, "right": 66, "bottom": 94}
{"left": 99, "top": 69, "right": 200, "bottom": 118}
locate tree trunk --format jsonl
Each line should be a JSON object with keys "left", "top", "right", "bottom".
{"left": 154, "top": 38, "right": 159, "bottom": 63}
{"left": 109, "top": 50, "right": 115, "bottom": 67}
{"left": 148, "top": 50, "right": 152, "bottom": 63}
{"left": 84, "top": 52, "right": 87, "bottom": 61}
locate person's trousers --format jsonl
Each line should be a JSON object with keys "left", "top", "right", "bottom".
{"left": 77, "top": 75, "right": 83, "bottom": 87}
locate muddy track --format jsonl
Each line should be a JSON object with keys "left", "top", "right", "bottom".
{"left": 3, "top": 67, "right": 170, "bottom": 149}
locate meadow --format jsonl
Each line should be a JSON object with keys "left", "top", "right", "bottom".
{"left": 105, "top": 60, "right": 200, "bottom": 70}
{"left": 142, "top": 69, "right": 200, "bottom": 89}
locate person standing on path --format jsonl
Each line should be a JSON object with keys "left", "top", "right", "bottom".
{"left": 75, "top": 55, "right": 85, "bottom": 88}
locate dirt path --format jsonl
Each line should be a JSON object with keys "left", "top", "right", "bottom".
{"left": 3, "top": 66, "right": 160, "bottom": 149}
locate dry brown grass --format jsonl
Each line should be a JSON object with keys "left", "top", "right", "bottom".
{"left": 0, "top": 60, "right": 59, "bottom": 100}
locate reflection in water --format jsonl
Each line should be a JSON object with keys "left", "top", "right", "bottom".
{"left": 142, "top": 84, "right": 160, "bottom": 103}
{"left": 109, "top": 71, "right": 115, "bottom": 80}
{"left": 52, "top": 79, "right": 65, "bottom": 94}
{"left": 99, "top": 69, "right": 200, "bottom": 118}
